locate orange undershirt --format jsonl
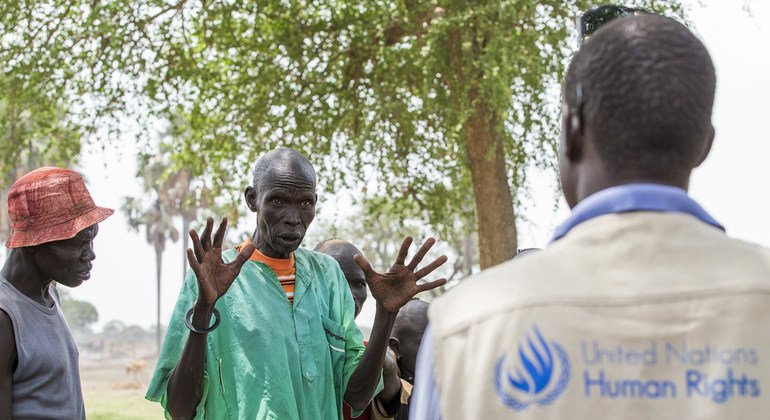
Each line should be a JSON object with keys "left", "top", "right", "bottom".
{"left": 237, "top": 241, "right": 296, "bottom": 304}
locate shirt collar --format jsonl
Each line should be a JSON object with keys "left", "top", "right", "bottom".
{"left": 551, "top": 183, "right": 724, "bottom": 242}
{"left": 236, "top": 240, "right": 294, "bottom": 272}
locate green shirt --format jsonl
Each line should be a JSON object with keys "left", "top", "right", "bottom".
{"left": 146, "top": 247, "right": 381, "bottom": 419}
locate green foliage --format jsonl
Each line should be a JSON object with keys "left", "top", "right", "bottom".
{"left": 0, "top": 76, "right": 81, "bottom": 189}
{"left": 306, "top": 194, "right": 478, "bottom": 289}
{"left": 59, "top": 289, "right": 99, "bottom": 331}
{"left": 3, "top": 0, "right": 686, "bottom": 244}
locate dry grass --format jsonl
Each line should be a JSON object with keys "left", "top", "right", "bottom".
{"left": 81, "top": 353, "right": 164, "bottom": 419}
{"left": 84, "top": 388, "right": 163, "bottom": 420}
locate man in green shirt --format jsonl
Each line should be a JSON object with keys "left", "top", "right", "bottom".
{"left": 146, "top": 147, "right": 447, "bottom": 419}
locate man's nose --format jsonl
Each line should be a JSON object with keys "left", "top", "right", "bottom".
{"left": 82, "top": 245, "right": 96, "bottom": 262}
{"left": 285, "top": 208, "right": 301, "bottom": 225}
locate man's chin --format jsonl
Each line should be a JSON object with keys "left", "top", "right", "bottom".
{"left": 274, "top": 236, "right": 303, "bottom": 253}
{"left": 56, "top": 278, "right": 84, "bottom": 288}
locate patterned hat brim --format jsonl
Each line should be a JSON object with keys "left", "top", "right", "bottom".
{"left": 5, "top": 206, "right": 114, "bottom": 248}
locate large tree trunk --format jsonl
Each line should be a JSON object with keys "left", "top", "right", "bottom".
{"left": 463, "top": 98, "right": 517, "bottom": 269}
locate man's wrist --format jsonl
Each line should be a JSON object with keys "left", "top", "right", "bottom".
{"left": 190, "top": 301, "right": 217, "bottom": 330}
{"left": 186, "top": 307, "right": 221, "bottom": 334}
{"left": 375, "top": 301, "right": 400, "bottom": 317}
{"left": 194, "top": 299, "right": 216, "bottom": 313}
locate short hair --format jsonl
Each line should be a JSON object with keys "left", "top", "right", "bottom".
{"left": 314, "top": 238, "right": 362, "bottom": 259}
{"left": 251, "top": 147, "right": 316, "bottom": 192}
{"left": 393, "top": 298, "right": 429, "bottom": 334}
{"left": 564, "top": 14, "right": 716, "bottom": 178}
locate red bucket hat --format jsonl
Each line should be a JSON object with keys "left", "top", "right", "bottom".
{"left": 5, "top": 167, "right": 114, "bottom": 248}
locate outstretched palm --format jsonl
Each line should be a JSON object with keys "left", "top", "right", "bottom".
{"left": 355, "top": 237, "right": 448, "bottom": 313}
{"left": 187, "top": 217, "right": 256, "bottom": 306}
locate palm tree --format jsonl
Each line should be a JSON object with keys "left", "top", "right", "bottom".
{"left": 123, "top": 155, "right": 180, "bottom": 354}
{"left": 161, "top": 167, "right": 202, "bottom": 281}
{"left": 157, "top": 112, "right": 211, "bottom": 282}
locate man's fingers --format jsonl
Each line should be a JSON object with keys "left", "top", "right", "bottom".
{"left": 231, "top": 242, "right": 255, "bottom": 269}
{"left": 407, "top": 237, "right": 436, "bottom": 270}
{"left": 416, "top": 278, "right": 447, "bottom": 293}
{"left": 186, "top": 248, "right": 203, "bottom": 280}
{"left": 189, "top": 228, "right": 204, "bottom": 262}
{"left": 212, "top": 217, "right": 228, "bottom": 248}
{"left": 395, "top": 236, "right": 413, "bottom": 266}
{"left": 414, "top": 255, "right": 448, "bottom": 280}
{"left": 200, "top": 217, "right": 214, "bottom": 251}
{"left": 354, "top": 254, "right": 376, "bottom": 277}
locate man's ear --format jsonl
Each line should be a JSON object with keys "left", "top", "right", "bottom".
{"left": 694, "top": 124, "right": 715, "bottom": 168}
{"left": 244, "top": 186, "right": 258, "bottom": 212}
{"left": 564, "top": 101, "right": 585, "bottom": 163}
{"left": 388, "top": 337, "right": 400, "bottom": 357}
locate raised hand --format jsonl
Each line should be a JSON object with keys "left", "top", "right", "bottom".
{"left": 354, "top": 237, "right": 447, "bottom": 313}
{"left": 187, "top": 217, "right": 256, "bottom": 306}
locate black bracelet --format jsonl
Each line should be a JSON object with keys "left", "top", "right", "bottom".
{"left": 185, "top": 307, "right": 221, "bottom": 334}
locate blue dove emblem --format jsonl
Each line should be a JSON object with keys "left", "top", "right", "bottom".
{"left": 494, "top": 325, "right": 570, "bottom": 410}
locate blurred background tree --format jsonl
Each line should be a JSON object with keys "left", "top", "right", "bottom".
{"left": 0, "top": 77, "right": 82, "bottom": 257}
{"left": 122, "top": 154, "right": 181, "bottom": 354}
{"left": 307, "top": 195, "right": 476, "bottom": 293}
{"left": 59, "top": 289, "right": 99, "bottom": 332}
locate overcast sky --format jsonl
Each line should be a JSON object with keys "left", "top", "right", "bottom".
{"left": 63, "top": 0, "right": 770, "bottom": 331}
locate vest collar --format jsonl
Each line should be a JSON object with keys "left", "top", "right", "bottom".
{"left": 552, "top": 183, "right": 723, "bottom": 242}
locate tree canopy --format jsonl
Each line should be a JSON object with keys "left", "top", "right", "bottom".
{"left": 2, "top": 0, "right": 685, "bottom": 267}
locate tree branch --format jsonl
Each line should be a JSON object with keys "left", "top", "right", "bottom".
{"left": 144, "top": 0, "right": 188, "bottom": 23}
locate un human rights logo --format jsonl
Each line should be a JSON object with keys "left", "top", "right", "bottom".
{"left": 494, "top": 325, "right": 571, "bottom": 410}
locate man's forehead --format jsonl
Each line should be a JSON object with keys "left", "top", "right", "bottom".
{"left": 258, "top": 165, "right": 316, "bottom": 189}
{"left": 262, "top": 185, "right": 317, "bottom": 201}
{"left": 54, "top": 224, "right": 97, "bottom": 245}
{"left": 75, "top": 224, "right": 98, "bottom": 239}
{"left": 342, "top": 262, "right": 366, "bottom": 280}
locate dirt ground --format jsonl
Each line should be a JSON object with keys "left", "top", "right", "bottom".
{"left": 80, "top": 353, "right": 164, "bottom": 419}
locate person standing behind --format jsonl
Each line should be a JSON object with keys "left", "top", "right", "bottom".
{"left": 371, "top": 298, "right": 429, "bottom": 420}
{"left": 315, "top": 239, "right": 370, "bottom": 320}
{"left": 316, "top": 239, "right": 430, "bottom": 420}
{"left": 315, "top": 238, "right": 376, "bottom": 420}
{"left": 0, "top": 167, "right": 113, "bottom": 419}
{"left": 412, "top": 13, "right": 770, "bottom": 420}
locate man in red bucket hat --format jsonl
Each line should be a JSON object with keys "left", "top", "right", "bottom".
{"left": 0, "top": 167, "right": 112, "bottom": 419}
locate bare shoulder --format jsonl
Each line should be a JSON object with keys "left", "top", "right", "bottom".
{"left": 0, "top": 308, "right": 13, "bottom": 339}
{"left": 0, "top": 308, "right": 17, "bottom": 373}
{"left": 0, "top": 308, "right": 14, "bottom": 419}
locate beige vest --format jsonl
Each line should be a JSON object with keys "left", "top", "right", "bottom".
{"left": 430, "top": 213, "right": 770, "bottom": 420}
